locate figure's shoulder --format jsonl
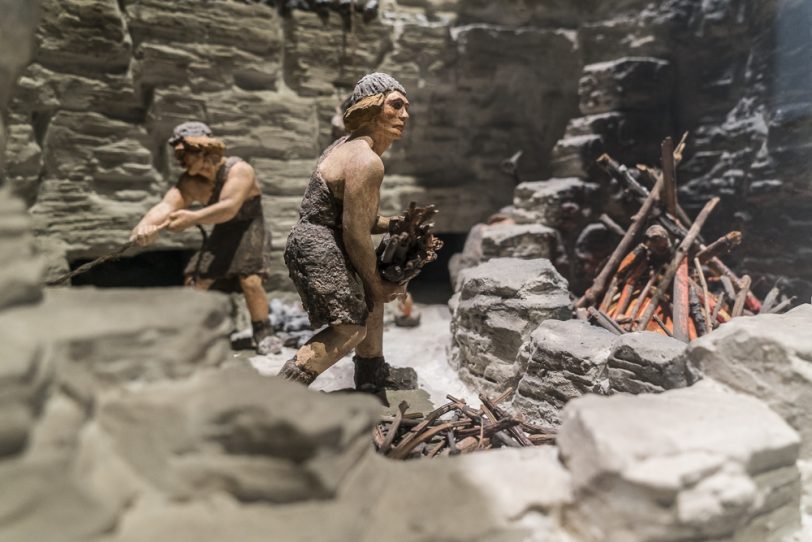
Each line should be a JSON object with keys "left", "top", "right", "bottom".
{"left": 344, "top": 142, "right": 383, "bottom": 175}
{"left": 227, "top": 157, "right": 255, "bottom": 177}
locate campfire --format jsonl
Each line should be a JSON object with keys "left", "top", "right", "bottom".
{"left": 576, "top": 135, "right": 792, "bottom": 341}
{"left": 374, "top": 389, "right": 555, "bottom": 459}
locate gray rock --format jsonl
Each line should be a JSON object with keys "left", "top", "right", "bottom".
{"left": 685, "top": 304, "right": 812, "bottom": 458}
{"left": 0, "top": 288, "right": 232, "bottom": 405}
{"left": 579, "top": 57, "right": 674, "bottom": 115}
{"left": 97, "top": 365, "right": 380, "bottom": 503}
{"left": 514, "top": 321, "right": 692, "bottom": 426}
{"left": 514, "top": 319, "right": 614, "bottom": 426}
{"left": 608, "top": 331, "right": 691, "bottom": 394}
{"left": 449, "top": 258, "right": 572, "bottom": 395}
{"left": 107, "top": 446, "right": 574, "bottom": 542}
{"left": 559, "top": 381, "right": 802, "bottom": 542}
{"left": 0, "top": 193, "right": 44, "bottom": 310}
{"left": 480, "top": 223, "right": 559, "bottom": 261}
{"left": 512, "top": 177, "right": 595, "bottom": 228}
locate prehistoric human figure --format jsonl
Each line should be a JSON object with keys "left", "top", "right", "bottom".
{"left": 279, "top": 72, "right": 412, "bottom": 390}
{"left": 130, "top": 122, "right": 276, "bottom": 354}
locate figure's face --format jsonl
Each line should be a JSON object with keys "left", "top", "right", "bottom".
{"left": 175, "top": 143, "right": 209, "bottom": 177}
{"left": 377, "top": 91, "right": 409, "bottom": 139}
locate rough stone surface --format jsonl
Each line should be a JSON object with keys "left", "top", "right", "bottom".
{"left": 685, "top": 304, "right": 812, "bottom": 458}
{"left": 480, "top": 223, "right": 559, "bottom": 261}
{"left": 513, "top": 320, "right": 691, "bottom": 426}
{"left": 559, "top": 381, "right": 802, "bottom": 542}
{"left": 449, "top": 258, "right": 572, "bottom": 395}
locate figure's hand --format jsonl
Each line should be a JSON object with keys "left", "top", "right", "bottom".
{"left": 167, "top": 210, "right": 198, "bottom": 232}
{"left": 129, "top": 221, "right": 168, "bottom": 247}
{"left": 368, "top": 278, "right": 407, "bottom": 303}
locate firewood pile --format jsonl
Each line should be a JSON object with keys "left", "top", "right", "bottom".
{"left": 374, "top": 390, "right": 556, "bottom": 459}
{"left": 376, "top": 202, "right": 444, "bottom": 284}
{"left": 576, "top": 135, "right": 793, "bottom": 341}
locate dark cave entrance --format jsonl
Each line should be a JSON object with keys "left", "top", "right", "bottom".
{"left": 407, "top": 232, "right": 467, "bottom": 304}
{"left": 67, "top": 249, "right": 196, "bottom": 288}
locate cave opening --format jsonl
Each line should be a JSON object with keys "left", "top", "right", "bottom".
{"left": 406, "top": 232, "right": 467, "bottom": 305}
{"left": 67, "top": 249, "right": 196, "bottom": 288}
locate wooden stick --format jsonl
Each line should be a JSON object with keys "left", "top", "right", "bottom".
{"left": 720, "top": 275, "right": 737, "bottom": 300}
{"left": 661, "top": 137, "right": 678, "bottom": 217}
{"left": 696, "top": 231, "right": 742, "bottom": 263}
{"left": 710, "top": 291, "right": 726, "bottom": 326}
{"left": 599, "top": 275, "right": 620, "bottom": 313}
{"left": 672, "top": 258, "right": 691, "bottom": 342}
{"left": 768, "top": 297, "right": 795, "bottom": 314}
{"left": 599, "top": 213, "right": 627, "bottom": 237}
{"left": 731, "top": 275, "right": 751, "bottom": 318}
{"left": 578, "top": 163, "right": 664, "bottom": 308}
{"left": 637, "top": 197, "right": 719, "bottom": 331}
{"left": 588, "top": 307, "right": 624, "bottom": 335}
{"left": 760, "top": 286, "right": 780, "bottom": 314}
{"left": 380, "top": 401, "right": 409, "bottom": 454}
{"left": 689, "top": 283, "right": 708, "bottom": 336}
{"left": 653, "top": 314, "right": 674, "bottom": 337}
{"left": 673, "top": 131, "right": 689, "bottom": 165}
{"left": 694, "top": 258, "right": 712, "bottom": 332}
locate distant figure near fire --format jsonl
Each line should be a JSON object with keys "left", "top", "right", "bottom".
{"left": 130, "top": 122, "right": 276, "bottom": 355}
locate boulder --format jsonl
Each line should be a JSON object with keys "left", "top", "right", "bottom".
{"left": 449, "top": 258, "right": 571, "bottom": 395}
{"left": 512, "top": 177, "right": 596, "bottom": 228}
{"left": 97, "top": 365, "right": 380, "bottom": 503}
{"left": 514, "top": 321, "right": 691, "bottom": 425}
{"left": 0, "top": 192, "right": 44, "bottom": 310}
{"left": 0, "top": 288, "right": 232, "bottom": 405}
{"left": 480, "top": 223, "right": 559, "bottom": 261}
{"left": 685, "top": 304, "right": 812, "bottom": 458}
{"left": 579, "top": 57, "right": 674, "bottom": 115}
{"left": 559, "top": 381, "right": 802, "bottom": 542}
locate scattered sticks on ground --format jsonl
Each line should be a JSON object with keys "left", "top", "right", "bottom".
{"left": 374, "top": 389, "right": 556, "bottom": 459}
{"left": 577, "top": 135, "right": 792, "bottom": 341}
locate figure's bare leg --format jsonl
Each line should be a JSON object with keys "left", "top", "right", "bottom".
{"left": 239, "top": 274, "right": 269, "bottom": 322}
{"left": 354, "top": 301, "right": 384, "bottom": 358}
{"left": 293, "top": 323, "right": 366, "bottom": 375}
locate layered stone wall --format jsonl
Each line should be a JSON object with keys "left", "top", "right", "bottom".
{"left": 4, "top": 0, "right": 811, "bottom": 294}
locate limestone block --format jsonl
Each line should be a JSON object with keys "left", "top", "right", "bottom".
{"left": 449, "top": 258, "right": 571, "bottom": 395}
{"left": 36, "top": 0, "right": 131, "bottom": 73}
{"left": 284, "top": 10, "right": 392, "bottom": 96}
{"left": 0, "top": 288, "right": 232, "bottom": 405}
{"left": 608, "top": 331, "right": 691, "bottom": 394}
{"left": 0, "top": 332, "right": 50, "bottom": 457}
{"left": 124, "top": 0, "right": 280, "bottom": 55}
{"left": 551, "top": 133, "right": 604, "bottom": 179}
{"left": 579, "top": 57, "right": 674, "bottom": 115}
{"left": 4, "top": 113, "right": 42, "bottom": 204}
{"left": 480, "top": 223, "right": 559, "bottom": 261}
{"left": 0, "top": 192, "right": 44, "bottom": 310}
{"left": 685, "top": 305, "right": 812, "bottom": 458}
{"left": 97, "top": 365, "right": 380, "bottom": 503}
{"left": 514, "top": 319, "right": 614, "bottom": 426}
{"left": 559, "top": 381, "right": 802, "bottom": 542}
{"left": 514, "top": 321, "right": 691, "bottom": 426}
{"left": 512, "top": 177, "right": 596, "bottom": 228}
{"left": 11, "top": 63, "right": 143, "bottom": 120}
{"left": 132, "top": 41, "right": 280, "bottom": 95}
{"left": 109, "top": 445, "right": 574, "bottom": 542}
{"left": 458, "top": 0, "right": 579, "bottom": 26}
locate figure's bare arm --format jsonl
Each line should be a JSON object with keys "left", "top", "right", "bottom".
{"left": 168, "top": 162, "right": 255, "bottom": 230}
{"left": 342, "top": 152, "right": 384, "bottom": 288}
{"left": 130, "top": 182, "right": 189, "bottom": 245}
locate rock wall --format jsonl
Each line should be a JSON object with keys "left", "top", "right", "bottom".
{"left": 5, "top": 0, "right": 810, "bottom": 293}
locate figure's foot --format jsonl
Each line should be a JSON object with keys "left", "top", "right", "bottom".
{"left": 278, "top": 359, "right": 318, "bottom": 386}
{"left": 252, "top": 320, "right": 281, "bottom": 355}
{"left": 353, "top": 355, "right": 417, "bottom": 393}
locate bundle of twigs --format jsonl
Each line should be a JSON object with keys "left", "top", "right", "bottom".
{"left": 576, "top": 136, "right": 792, "bottom": 341}
{"left": 374, "top": 389, "right": 556, "bottom": 460}
{"left": 376, "top": 202, "right": 444, "bottom": 284}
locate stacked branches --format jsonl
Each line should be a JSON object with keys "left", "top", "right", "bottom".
{"left": 577, "top": 136, "right": 792, "bottom": 341}
{"left": 376, "top": 202, "right": 444, "bottom": 284}
{"left": 374, "top": 390, "right": 556, "bottom": 460}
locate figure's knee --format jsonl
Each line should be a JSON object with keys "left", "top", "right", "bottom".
{"left": 239, "top": 274, "right": 263, "bottom": 291}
